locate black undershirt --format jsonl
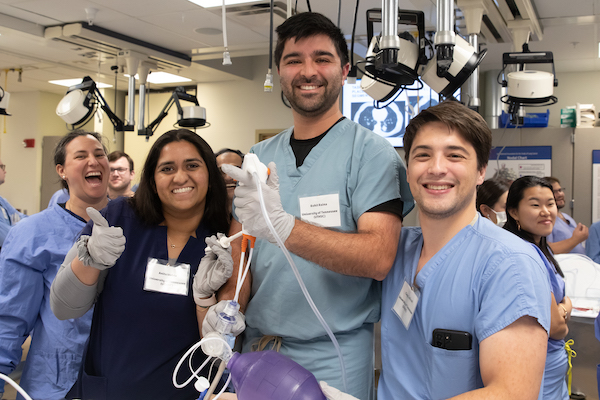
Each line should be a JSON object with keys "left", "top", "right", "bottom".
{"left": 288, "top": 117, "right": 404, "bottom": 220}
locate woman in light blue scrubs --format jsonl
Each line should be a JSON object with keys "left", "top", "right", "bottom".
{"left": 504, "top": 176, "right": 571, "bottom": 400}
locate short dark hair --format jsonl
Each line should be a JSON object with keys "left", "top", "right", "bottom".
{"left": 215, "top": 148, "right": 244, "bottom": 160}
{"left": 476, "top": 179, "right": 510, "bottom": 216}
{"left": 130, "top": 129, "right": 229, "bottom": 233}
{"left": 54, "top": 130, "right": 107, "bottom": 191}
{"left": 545, "top": 176, "right": 560, "bottom": 186}
{"left": 274, "top": 12, "right": 349, "bottom": 69}
{"left": 504, "top": 175, "right": 563, "bottom": 277}
{"left": 108, "top": 150, "right": 134, "bottom": 171}
{"left": 404, "top": 101, "right": 492, "bottom": 171}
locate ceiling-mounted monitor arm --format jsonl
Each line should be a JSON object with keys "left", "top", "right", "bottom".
{"left": 64, "top": 76, "right": 125, "bottom": 131}
{"left": 141, "top": 87, "right": 200, "bottom": 139}
{"left": 95, "top": 87, "right": 125, "bottom": 132}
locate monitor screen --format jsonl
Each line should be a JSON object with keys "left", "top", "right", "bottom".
{"left": 341, "top": 79, "right": 459, "bottom": 147}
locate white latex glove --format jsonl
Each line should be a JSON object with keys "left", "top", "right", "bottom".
{"left": 319, "top": 382, "right": 359, "bottom": 400}
{"left": 202, "top": 300, "right": 246, "bottom": 338}
{"left": 193, "top": 234, "right": 233, "bottom": 305}
{"left": 222, "top": 162, "right": 295, "bottom": 245}
{"left": 77, "top": 207, "right": 126, "bottom": 270}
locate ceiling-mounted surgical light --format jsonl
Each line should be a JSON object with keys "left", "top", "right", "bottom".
{"left": 358, "top": 7, "right": 427, "bottom": 104}
{"left": 420, "top": 36, "right": 487, "bottom": 99}
{"left": 500, "top": 43, "right": 558, "bottom": 125}
{"left": 55, "top": 76, "right": 125, "bottom": 131}
{"left": 141, "top": 87, "right": 208, "bottom": 139}
{"left": 0, "top": 86, "right": 10, "bottom": 116}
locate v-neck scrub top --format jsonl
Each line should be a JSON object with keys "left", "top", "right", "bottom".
{"left": 239, "top": 118, "right": 413, "bottom": 399}
{"left": 380, "top": 217, "right": 551, "bottom": 400}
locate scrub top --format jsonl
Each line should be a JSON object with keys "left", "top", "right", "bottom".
{"left": 240, "top": 118, "right": 413, "bottom": 399}
{"left": 72, "top": 197, "right": 211, "bottom": 400}
{"left": 0, "top": 203, "right": 92, "bottom": 399}
{"left": 379, "top": 217, "right": 551, "bottom": 400}
{"left": 0, "top": 195, "right": 26, "bottom": 246}
{"left": 548, "top": 212, "right": 585, "bottom": 254}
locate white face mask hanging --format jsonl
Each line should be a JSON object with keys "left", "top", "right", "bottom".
{"left": 489, "top": 209, "right": 507, "bottom": 227}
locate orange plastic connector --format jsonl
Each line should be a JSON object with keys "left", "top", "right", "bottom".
{"left": 244, "top": 234, "right": 256, "bottom": 249}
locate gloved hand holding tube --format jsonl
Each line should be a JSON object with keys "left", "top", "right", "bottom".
{"left": 202, "top": 300, "right": 246, "bottom": 338}
{"left": 77, "top": 207, "right": 126, "bottom": 270}
{"left": 221, "top": 161, "right": 295, "bottom": 245}
{"left": 193, "top": 233, "right": 233, "bottom": 305}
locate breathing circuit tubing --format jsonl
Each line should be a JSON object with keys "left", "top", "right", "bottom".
{"left": 173, "top": 163, "right": 348, "bottom": 396}
{"left": 251, "top": 171, "right": 348, "bottom": 392}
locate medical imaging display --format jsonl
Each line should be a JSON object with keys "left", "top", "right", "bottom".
{"left": 342, "top": 79, "right": 458, "bottom": 147}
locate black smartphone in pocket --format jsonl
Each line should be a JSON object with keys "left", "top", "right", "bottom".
{"left": 432, "top": 329, "right": 472, "bottom": 350}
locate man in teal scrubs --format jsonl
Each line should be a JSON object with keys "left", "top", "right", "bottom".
{"left": 214, "top": 12, "right": 413, "bottom": 400}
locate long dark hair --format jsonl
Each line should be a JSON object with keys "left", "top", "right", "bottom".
{"left": 504, "top": 175, "right": 563, "bottom": 277}
{"left": 130, "top": 129, "right": 229, "bottom": 234}
{"left": 476, "top": 179, "right": 510, "bottom": 216}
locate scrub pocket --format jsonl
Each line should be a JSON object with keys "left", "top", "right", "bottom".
{"left": 79, "top": 370, "right": 107, "bottom": 400}
{"left": 426, "top": 344, "right": 478, "bottom": 400}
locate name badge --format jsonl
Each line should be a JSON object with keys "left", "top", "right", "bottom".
{"left": 143, "top": 258, "right": 190, "bottom": 296}
{"left": 392, "top": 280, "right": 420, "bottom": 330}
{"left": 299, "top": 193, "right": 341, "bottom": 228}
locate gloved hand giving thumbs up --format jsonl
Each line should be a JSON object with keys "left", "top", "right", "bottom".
{"left": 77, "top": 207, "right": 126, "bottom": 270}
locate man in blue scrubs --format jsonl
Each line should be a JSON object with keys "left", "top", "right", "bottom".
{"left": 545, "top": 176, "right": 588, "bottom": 254}
{"left": 215, "top": 12, "right": 413, "bottom": 400}
{"left": 0, "top": 159, "right": 26, "bottom": 248}
{"left": 378, "top": 101, "right": 551, "bottom": 399}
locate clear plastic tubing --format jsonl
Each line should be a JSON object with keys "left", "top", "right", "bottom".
{"left": 252, "top": 172, "right": 348, "bottom": 392}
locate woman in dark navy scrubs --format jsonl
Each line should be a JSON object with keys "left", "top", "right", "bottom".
{"left": 51, "top": 129, "right": 230, "bottom": 399}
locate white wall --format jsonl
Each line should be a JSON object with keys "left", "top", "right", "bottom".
{"left": 0, "top": 91, "right": 70, "bottom": 215}
{"left": 547, "top": 70, "right": 600, "bottom": 127}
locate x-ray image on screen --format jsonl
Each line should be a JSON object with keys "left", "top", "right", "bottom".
{"left": 341, "top": 79, "right": 456, "bottom": 147}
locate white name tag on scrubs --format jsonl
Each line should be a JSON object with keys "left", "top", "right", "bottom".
{"left": 143, "top": 258, "right": 190, "bottom": 296}
{"left": 299, "top": 193, "right": 341, "bottom": 227}
{"left": 393, "top": 280, "right": 420, "bottom": 330}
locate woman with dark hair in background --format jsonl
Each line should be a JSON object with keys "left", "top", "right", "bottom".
{"left": 0, "top": 131, "right": 109, "bottom": 399}
{"left": 504, "top": 175, "right": 571, "bottom": 399}
{"left": 51, "top": 129, "right": 232, "bottom": 399}
{"left": 476, "top": 179, "right": 510, "bottom": 226}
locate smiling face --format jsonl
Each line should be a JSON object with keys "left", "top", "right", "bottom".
{"left": 56, "top": 135, "right": 108, "bottom": 204}
{"left": 407, "top": 121, "right": 485, "bottom": 222}
{"left": 109, "top": 156, "right": 134, "bottom": 193}
{"left": 216, "top": 151, "right": 243, "bottom": 203}
{"left": 154, "top": 140, "right": 209, "bottom": 218}
{"left": 509, "top": 185, "right": 557, "bottom": 243}
{"left": 550, "top": 181, "right": 565, "bottom": 210}
{"left": 278, "top": 34, "right": 349, "bottom": 118}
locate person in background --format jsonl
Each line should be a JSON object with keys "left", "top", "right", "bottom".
{"left": 0, "top": 158, "right": 27, "bottom": 248}
{"left": 586, "top": 220, "right": 600, "bottom": 263}
{"left": 376, "top": 101, "right": 550, "bottom": 400}
{"left": 108, "top": 151, "right": 135, "bottom": 199}
{"left": 48, "top": 188, "right": 70, "bottom": 208}
{"left": 215, "top": 12, "right": 413, "bottom": 400}
{"left": 0, "top": 131, "right": 108, "bottom": 399}
{"left": 505, "top": 175, "right": 571, "bottom": 400}
{"left": 50, "top": 129, "right": 231, "bottom": 399}
{"left": 215, "top": 148, "right": 244, "bottom": 218}
{"left": 476, "top": 178, "right": 509, "bottom": 226}
{"left": 545, "top": 176, "right": 588, "bottom": 254}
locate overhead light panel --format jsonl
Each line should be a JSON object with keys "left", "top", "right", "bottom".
{"left": 50, "top": 79, "right": 112, "bottom": 88}
{"left": 124, "top": 72, "right": 191, "bottom": 84}
{"left": 188, "top": 0, "right": 260, "bottom": 7}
